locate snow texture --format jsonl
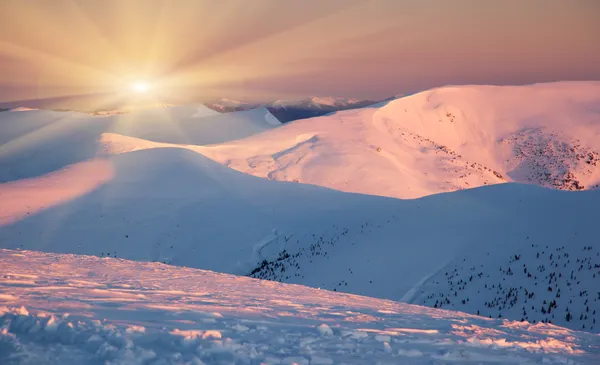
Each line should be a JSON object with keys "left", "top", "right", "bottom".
{"left": 1, "top": 249, "right": 598, "bottom": 365}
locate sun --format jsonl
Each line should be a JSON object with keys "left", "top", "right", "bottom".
{"left": 130, "top": 81, "right": 150, "bottom": 94}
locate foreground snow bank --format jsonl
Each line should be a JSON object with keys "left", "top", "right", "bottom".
{"left": 0, "top": 250, "right": 598, "bottom": 365}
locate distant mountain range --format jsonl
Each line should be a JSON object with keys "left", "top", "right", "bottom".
{"left": 265, "top": 97, "right": 380, "bottom": 123}
{"left": 205, "top": 96, "right": 382, "bottom": 122}
{"left": 1, "top": 95, "right": 390, "bottom": 122}
{"left": 203, "top": 98, "right": 260, "bottom": 113}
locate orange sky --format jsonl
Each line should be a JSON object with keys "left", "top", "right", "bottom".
{"left": 0, "top": 0, "right": 599, "bottom": 109}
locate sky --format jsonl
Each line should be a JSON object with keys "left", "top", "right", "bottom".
{"left": 0, "top": 0, "right": 599, "bottom": 110}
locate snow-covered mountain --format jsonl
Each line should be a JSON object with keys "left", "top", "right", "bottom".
{"left": 204, "top": 98, "right": 259, "bottom": 113}
{"left": 204, "top": 96, "right": 378, "bottom": 122}
{"left": 201, "top": 82, "right": 600, "bottom": 199}
{"left": 268, "top": 96, "right": 372, "bottom": 109}
{"left": 0, "top": 105, "right": 280, "bottom": 183}
{"left": 88, "top": 103, "right": 220, "bottom": 117}
{"left": 264, "top": 96, "right": 377, "bottom": 123}
{"left": 3, "top": 250, "right": 598, "bottom": 365}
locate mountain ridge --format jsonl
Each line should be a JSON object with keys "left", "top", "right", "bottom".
{"left": 200, "top": 81, "right": 600, "bottom": 198}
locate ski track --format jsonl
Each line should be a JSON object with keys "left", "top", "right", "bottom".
{"left": 399, "top": 262, "right": 451, "bottom": 304}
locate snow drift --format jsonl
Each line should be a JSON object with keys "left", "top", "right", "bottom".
{"left": 1, "top": 249, "right": 598, "bottom": 365}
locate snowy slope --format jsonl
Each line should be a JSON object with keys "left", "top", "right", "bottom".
{"left": 1, "top": 249, "right": 598, "bottom": 365}
{"left": 105, "top": 106, "right": 280, "bottom": 145}
{"left": 120, "top": 104, "right": 221, "bottom": 119}
{"left": 201, "top": 82, "right": 600, "bottom": 198}
{"left": 1, "top": 142, "right": 401, "bottom": 274}
{"left": 0, "top": 106, "right": 281, "bottom": 182}
{"left": 245, "top": 184, "right": 600, "bottom": 333}
{"left": 1, "top": 127, "right": 599, "bottom": 332}
{"left": 1, "top": 83, "right": 599, "bottom": 334}
{"left": 414, "top": 240, "right": 600, "bottom": 332}
{"left": 0, "top": 108, "right": 88, "bottom": 146}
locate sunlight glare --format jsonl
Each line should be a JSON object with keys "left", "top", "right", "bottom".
{"left": 131, "top": 81, "right": 150, "bottom": 94}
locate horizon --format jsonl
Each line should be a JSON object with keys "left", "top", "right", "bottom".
{"left": 1, "top": 0, "right": 599, "bottom": 110}
{"left": 1, "top": 80, "right": 598, "bottom": 113}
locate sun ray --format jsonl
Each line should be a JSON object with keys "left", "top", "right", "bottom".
{"left": 0, "top": 41, "right": 120, "bottom": 92}
{"left": 66, "top": 0, "right": 126, "bottom": 66}
{"left": 166, "top": 0, "right": 368, "bottom": 76}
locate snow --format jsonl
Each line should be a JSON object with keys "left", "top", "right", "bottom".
{"left": 191, "top": 105, "right": 222, "bottom": 118}
{"left": 211, "top": 98, "right": 257, "bottom": 108}
{"left": 1, "top": 249, "right": 598, "bottom": 365}
{"left": 204, "top": 99, "right": 259, "bottom": 113}
{"left": 1, "top": 142, "right": 599, "bottom": 332}
{"left": 268, "top": 97, "right": 370, "bottom": 109}
{"left": 213, "top": 98, "right": 248, "bottom": 106}
{"left": 98, "top": 106, "right": 279, "bottom": 145}
{"left": 1, "top": 81, "right": 599, "bottom": 340}
{"left": 1, "top": 83, "right": 600, "bottom": 334}
{"left": 265, "top": 97, "right": 377, "bottom": 123}
{"left": 414, "top": 241, "right": 600, "bottom": 332}
{"left": 0, "top": 105, "right": 281, "bottom": 183}
{"left": 202, "top": 82, "right": 600, "bottom": 198}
